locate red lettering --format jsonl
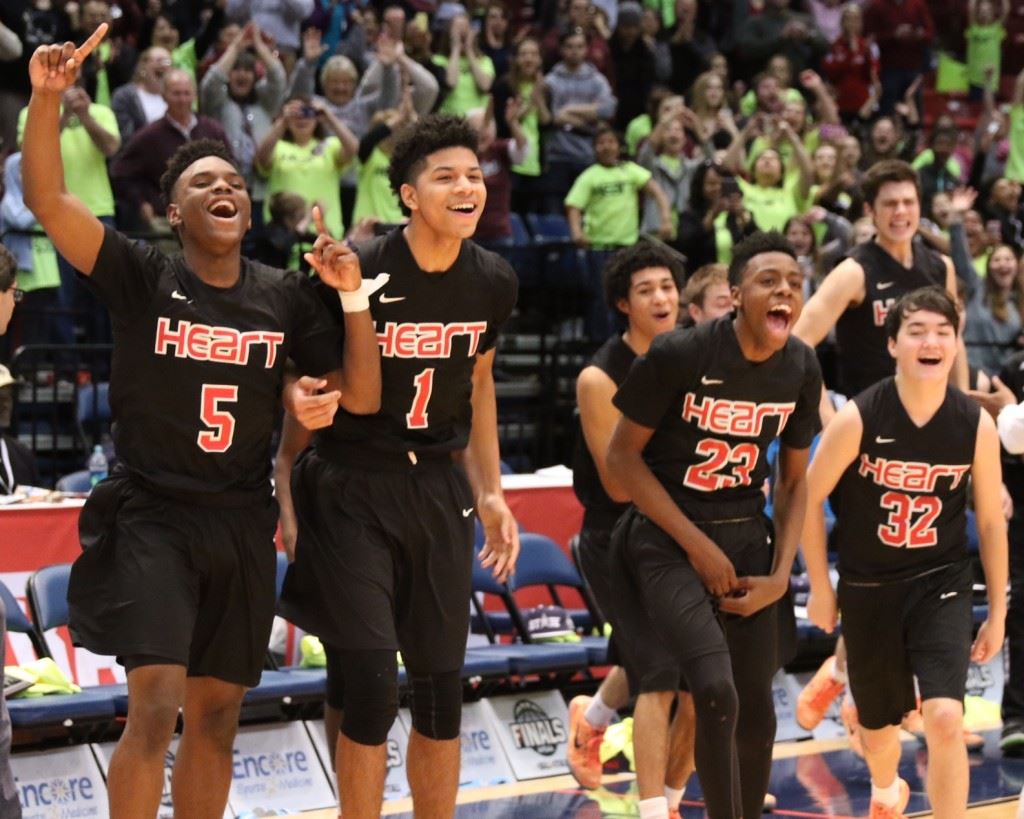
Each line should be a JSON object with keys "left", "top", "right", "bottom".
{"left": 154, "top": 317, "right": 188, "bottom": 358}
{"left": 680, "top": 394, "right": 795, "bottom": 437}
{"left": 872, "top": 298, "right": 895, "bottom": 326}
{"left": 375, "top": 321, "right": 490, "bottom": 359}
{"left": 153, "top": 318, "right": 283, "bottom": 368}
{"left": 186, "top": 324, "right": 210, "bottom": 360}
{"left": 858, "top": 454, "right": 971, "bottom": 493}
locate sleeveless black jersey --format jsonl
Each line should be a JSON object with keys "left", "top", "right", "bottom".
{"left": 572, "top": 335, "right": 636, "bottom": 530}
{"left": 613, "top": 317, "right": 822, "bottom": 510}
{"left": 835, "top": 240, "right": 946, "bottom": 396}
{"left": 83, "top": 227, "right": 342, "bottom": 497}
{"left": 316, "top": 227, "right": 518, "bottom": 456}
{"left": 832, "top": 378, "right": 979, "bottom": 584}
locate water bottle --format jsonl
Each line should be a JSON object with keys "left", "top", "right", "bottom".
{"left": 87, "top": 445, "right": 108, "bottom": 488}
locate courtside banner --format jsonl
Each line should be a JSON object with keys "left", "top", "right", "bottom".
{"left": 483, "top": 690, "right": 571, "bottom": 780}
{"left": 227, "top": 722, "right": 335, "bottom": 813}
{"left": 398, "top": 701, "right": 515, "bottom": 788}
{"left": 966, "top": 650, "right": 1004, "bottom": 706}
{"left": 12, "top": 745, "right": 109, "bottom": 819}
{"left": 93, "top": 737, "right": 231, "bottom": 819}
{"left": 773, "top": 671, "right": 812, "bottom": 742}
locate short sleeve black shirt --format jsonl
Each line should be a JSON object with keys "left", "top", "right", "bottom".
{"left": 83, "top": 226, "right": 341, "bottom": 495}
{"left": 613, "top": 317, "right": 822, "bottom": 509}
{"left": 316, "top": 228, "right": 518, "bottom": 455}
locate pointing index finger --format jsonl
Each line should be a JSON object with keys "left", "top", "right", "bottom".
{"left": 74, "top": 23, "right": 109, "bottom": 62}
{"left": 311, "top": 205, "right": 331, "bottom": 238}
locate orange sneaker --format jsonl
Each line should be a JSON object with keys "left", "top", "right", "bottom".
{"left": 796, "top": 656, "right": 846, "bottom": 730}
{"left": 868, "top": 778, "right": 910, "bottom": 819}
{"left": 840, "top": 694, "right": 863, "bottom": 758}
{"left": 567, "top": 695, "right": 606, "bottom": 789}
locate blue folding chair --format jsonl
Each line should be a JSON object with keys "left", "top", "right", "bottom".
{"left": 7, "top": 572, "right": 119, "bottom": 732}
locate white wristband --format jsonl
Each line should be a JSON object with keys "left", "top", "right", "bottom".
{"left": 339, "top": 289, "right": 370, "bottom": 312}
{"left": 338, "top": 272, "right": 391, "bottom": 313}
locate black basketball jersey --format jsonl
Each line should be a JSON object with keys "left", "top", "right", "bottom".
{"left": 832, "top": 378, "right": 979, "bottom": 584}
{"left": 613, "top": 317, "right": 822, "bottom": 510}
{"left": 315, "top": 227, "right": 518, "bottom": 456}
{"left": 572, "top": 334, "right": 636, "bottom": 530}
{"left": 835, "top": 240, "right": 946, "bottom": 396}
{"left": 84, "top": 227, "right": 342, "bottom": 497}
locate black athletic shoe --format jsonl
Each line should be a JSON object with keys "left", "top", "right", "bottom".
{"left": 1000, "top": 721, "right": 1024, "bottom": 756}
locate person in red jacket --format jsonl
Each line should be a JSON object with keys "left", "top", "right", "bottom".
{"left": 864, "top": 0, "right": 935, "bottom": 115}
{"left": 822, "top": 3, "right": 880, "bottom": 125}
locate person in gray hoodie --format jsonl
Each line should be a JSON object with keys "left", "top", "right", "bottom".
{"left": 543, "top": 29, "right": 617, "bottom": 212}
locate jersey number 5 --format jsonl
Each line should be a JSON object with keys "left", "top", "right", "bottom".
{"left": 683, "top": 439, "right": 759, "bottom": 492}
{"left": 198, "top": 384, "right": 238, "bottom": 453}
{"left": 878, "top": 491, "right": 941, "bottom": 548}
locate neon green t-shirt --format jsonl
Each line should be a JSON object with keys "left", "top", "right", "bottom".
{"left": 737, "top": 177, "right": 801, "bottom": 233}
{"left": 1007, "top": 106, "right": 1024, "bottom": 183}
{"left": 911, "top": 149, "right": 962, "bottom": 177}
{"left": 512, "top": 82, "right": 542, "bottom": 177}
{"left": 18, "top": 233, "right": 61, "bottom": 293}
{"left": 966, "top": 23, "right": 1005, "bottom": 90}
{"left": 739, "top": 87, "right": 804, "bottom": 118}
{"left": 17, "top": 103, "right": 118, "bottom": 218}
{"left": 352, "top": 146, "right": 404, "bottom": 225}
{"left": 713, "top": 211, "right": 734, "bottom": 265}
{"left": 625, "top": 114, "right": 652, "bottom": 157}
{"left": 564, "top": 161, "right": 651, "bottom": 247}
{"left": 261, "top": 137, "right": 348, "bottom": 238}
{"left": 433, "top": 54, "right": 495, "bottom": 116}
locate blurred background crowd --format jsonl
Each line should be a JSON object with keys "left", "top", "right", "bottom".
{"left": 3, "top": 0, "right": 1024, "bottom": 479}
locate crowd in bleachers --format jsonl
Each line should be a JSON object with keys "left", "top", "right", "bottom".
{"left": 2, "top": 0, "right": 1024, "bottom": 400}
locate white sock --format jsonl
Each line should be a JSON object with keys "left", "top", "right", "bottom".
{"left": 664, "top": 785, "right": 684, "bottom": 807}
{"left": 871, "top": 777, "right": 901, "bottom": 807}
{"left": 639, "top": 796, "right": 670, "bottom": 819}
{"left": 584, "top": 690, "right": 617, "bottom": 729}
{"left": 832, "top": 661, "right": 848, "bottom": 685}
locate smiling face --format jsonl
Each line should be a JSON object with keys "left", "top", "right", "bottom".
{"left": 734, "top": 251, "right": 805, "bottom": 353}
{"left": 988, "top": 245, "right": 1019, "bottom": 291}
{"left": 618, "top": 266, "right": 680, "bottom": 338}
{"left": 167, "top": 155, "right": 251, "bottom": 253}
{"left": 813, "top": 144, "right": 837, "bottom": 181}
{"left": 785, "top": 219, "right": 813, "bottom": 256}
{"left": 868, "top": 180, "right": 920, "bottom": 245}
{"left": 515, "top": 38, "right": 541, "bottom": 76}
{"left": 401, "top": 146, "right": 486, "bottom": 240}
{"left": 888, "top": 308, "right": 957, "bottom": 382}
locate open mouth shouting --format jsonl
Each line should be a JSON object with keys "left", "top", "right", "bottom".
{"left": 207, "top": 198, "right": 239, "bottom": 222}
{"left": 765, "top": 303, "right": 793, "bottom": 334}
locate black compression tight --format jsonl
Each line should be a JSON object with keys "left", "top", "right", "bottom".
{"left": 684, "top": 649, "right": 777, "bottom": 819}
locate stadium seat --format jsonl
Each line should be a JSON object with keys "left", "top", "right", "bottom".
{"left": 469, "top": 553, "right": 589, "bottom": 676}
{"left": 3, "top": 574, "right": 119, "bottom": 732}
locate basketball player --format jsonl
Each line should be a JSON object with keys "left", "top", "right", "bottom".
{"left": 791, "top": 159, "right": 966, "bottom": 732}
{"left": 568, "top": 243, "right": 696, "bottom": 806}
{"left": 793, "top": 159, "right": 966, "bottom": 423}
{"left": 802, "top": 287, "right": 1006, "bottom": 819}
{"left": 279, "top": 114, "right": 520, "bottom": 819}
{"left": 21, "top": 25, "right": 381, "bottom": 818}
{"left": 607, "top": 232, "right": 822, "bottom": 819}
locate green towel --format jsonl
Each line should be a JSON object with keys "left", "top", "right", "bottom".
{"left": 5, "top": 659, "right": 81, "bottom": 697}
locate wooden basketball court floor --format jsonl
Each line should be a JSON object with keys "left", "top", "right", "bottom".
{"left": 299, "top": 729, "right": 1024, "bottom": 818}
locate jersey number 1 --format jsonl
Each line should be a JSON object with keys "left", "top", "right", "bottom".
{"left": 406, "top": 368, "right": 435, "bottom": 429}
{"left": 198, "top": 384, "right": 238, "bottom": 453}
{"left": 878, "top": 491, "right": 941, "bottom": 548}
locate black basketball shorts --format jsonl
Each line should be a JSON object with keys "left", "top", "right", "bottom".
{"left": 838, "top": 560, "right": 974, "bottom": 730}
{"left": 68, "top": 475, "right": 279, "bottom": 688}
{"left": 575, "top": 524, "right": 622, "bottom": 667}
{"left": 609, "top": 504, "right": 793, "bottom": 695}
{"left": 279, "top": 450, "right": 476, "bottom": 675}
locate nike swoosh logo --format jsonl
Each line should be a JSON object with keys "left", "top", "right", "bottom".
{"left": 171, "top": 290, "right": 189, "bottom": 301}
{"left": 701, "top": 376, "right": 723, "bottom": 385}
{"left": 940, "top": 591, "right": 957, "bottom": 600}
{"left": 462, "top": 508, "right": 474, "bottom": 517}
{"left": 379, "top": 294, "right": 406, "bottom": 304}
{"left": 875, "top": 436, "right": 895, "bottom": 444}
{"left": 877, "top": 282, "right": 895, "bottom": 290}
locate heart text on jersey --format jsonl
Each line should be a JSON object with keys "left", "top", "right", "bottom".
{"left": 376, "top": 321, "right": 489, "bottom": 358}
{"left": 154, "top": 317, "right": 285, "bottom": 367}
{"left": 681, "top": 393, "right": 796, "bottom": 437}
{"left": 857, "top": 454, "right": 970, "bottom": 492}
